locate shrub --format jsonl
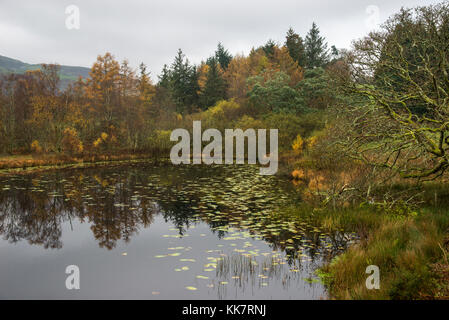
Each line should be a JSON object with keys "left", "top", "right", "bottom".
{"left": 30, "top": 140, "right": 43, "bottom": 154}
{"left": 292, "top": 134, "right": 304, "bottom": 154}
{"left": 61, "top": 128, "right": 83, "bottom": 155}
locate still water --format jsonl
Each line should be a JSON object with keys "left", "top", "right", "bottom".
{"left": 0, "top": 163, "right": 353, "bottom": 299}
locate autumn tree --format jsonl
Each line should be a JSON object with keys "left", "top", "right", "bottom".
{"left": 223, "top": 54, "right": 251, "bottom": 100}
{"left": 85, "top": 53, "right": 121, "bottom": 138}
{"left": 28, "top": 64, "right": 72, "bottom": 152}
{"left": 273, "top": 46, "right": 304, "bottom": 86}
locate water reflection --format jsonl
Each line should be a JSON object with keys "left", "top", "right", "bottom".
{"left": 0, "top": 163, "right": 355, "bottom": 299}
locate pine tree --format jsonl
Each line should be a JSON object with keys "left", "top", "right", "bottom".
{"left": 262, "top": 39, "right": 276, "bottom": 58}
{"left": 200, "top": 57, "right": 227, "bottom": 109}
{"left": 158, "top": 64, "right": 171, "bottom": 89}
{"left": 285, "top": 28, "right": 306, "bottom": 67}
{"left": 215, "top": 42, "right": 233, "bottom": 70}
{"left": 170, "top": 49, "right": 199, "bottom": 113}
{"left": 304, "top": 22, "right": 329, "bottom": 69}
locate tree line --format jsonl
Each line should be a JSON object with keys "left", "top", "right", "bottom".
{"left": 0, "top": 23, "right": 335, "bottom": 156}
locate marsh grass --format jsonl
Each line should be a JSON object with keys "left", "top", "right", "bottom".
{"left": 276, "top": 199, "right": 449, "bottom": 299}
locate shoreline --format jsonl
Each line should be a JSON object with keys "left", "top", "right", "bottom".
{"left": 0, "top": 154, "right": 170, "bottom": 176}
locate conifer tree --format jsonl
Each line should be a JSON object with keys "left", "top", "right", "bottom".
{"left": 215, "top": 42, "right": 233, "bottom": 70}
{"left": 304, "top": 22, "right": 329, "bottom": 68}
{"left": 169, "top": 49, "right": 199, "bottom": 113}
{"left": 285, "top": 27, "right": 306, "bottom": 67}
{"left": 200, "top": 57, "right": 227, "bottom": 109}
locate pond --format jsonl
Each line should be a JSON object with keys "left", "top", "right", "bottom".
{"left": 0, "top": 163, "right": 354, "bottom": 299}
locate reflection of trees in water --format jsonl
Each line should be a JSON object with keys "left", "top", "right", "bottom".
{"left": 0, "top": 182, "right": 65, "bottom": 249}
{"left": 0, "top": 164, "right": 354, "bottom": 256}
{"left": 0, "top": 169, "right": 160, "bottom": 250}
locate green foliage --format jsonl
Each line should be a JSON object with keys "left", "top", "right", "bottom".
{"left": 285, "top": 28, "right": 306, "bottom": 67}
{"left": 262, "top": 39, "right": 276, "bottom": 58}
{"left": 297, "top": 67, "right": 334, "bottom": 109}
{"left": 262, "top": 113, "right": 303, "bottom": 151}
{"left": 247, "top": 71, "right": 306, "bottom": 114}
{"left": 215, "top": 43, "right": 233, "bottom": 70}
{"left": 146, "top": 130, "right": 173, "bottom": 155}
{"left": 200, "top": 58, "right": 227, "bottom": 109}
{"left": 304, "top": 22, "right": 329, "bottom": 69}
{"left": 277, "top": 203, "right": 449, "bottom": 300}
{"left": 169, "top": 49, "right": 200, "bottom": 113}
{"left": 197, "top": 99, "right": 243, "bottom": 131}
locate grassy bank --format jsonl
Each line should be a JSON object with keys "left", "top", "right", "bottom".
{"left": 276, "top": 203, "right": 449, "bottom": 299}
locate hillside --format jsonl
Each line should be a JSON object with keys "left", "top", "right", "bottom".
{"left": 0, "top": 55, "right": 90, "bottom": 88}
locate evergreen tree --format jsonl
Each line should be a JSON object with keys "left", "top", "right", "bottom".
{"left": 200, "top": 57, "right": 227, "bottom": 109}
{"left": 285, "top": 27, "right": 306, "bottom": 67}
{"left": 262, "top": 39, "right": 276, "bottom": 58}
{"left": 215, "top": 42, "right": 233, "bottom": 70}
{"left": 304, "top": 22, "right": 329, "bottom": 68}
{"left": 158, "top": 64, "right": 171, "bottom": 89}
{"left": 170, "top": 49, "right": 199, "bottom": 113}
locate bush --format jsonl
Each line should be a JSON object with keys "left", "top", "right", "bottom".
{"left": 262, "top": 113, "right": 303, "bottom": 152}
{"left": 30, "top": 140, "right": 43, "bottom": 154}
{"left": 61, "top": 128, "right": 83, "bottom": 156}
{"left": 292, "top": 134, "right": 304, "bottom": 154}
{"left": 198, "top": 99, "right": 243, "bottom": 130}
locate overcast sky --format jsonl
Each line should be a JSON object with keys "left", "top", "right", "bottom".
{"left": 0, "top": 0, "right": 442, "bottom": 78}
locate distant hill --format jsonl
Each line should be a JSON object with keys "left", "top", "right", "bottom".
{"left": 0, "top": 55, "right": 90, "bottom": 89}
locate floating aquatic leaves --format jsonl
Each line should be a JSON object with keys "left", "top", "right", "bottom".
{"left": 0, "top": 163, "right": 358, "bottom": 299}
{"left": 168, "top": 253, "right": 181, "bottom": 257}
{"left": 185, "top": 286, "right": 198, "bottom": 291}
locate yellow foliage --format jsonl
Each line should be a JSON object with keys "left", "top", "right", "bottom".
{"left": 93, "top": 138, "right": 103, "bottom": 148}
{"left": 61, "top": 127, "right": 83, "bottom": 155}
{"left": 233, "top": 115, "right": 264, "bottom": 130}
{"left": 308, "top": 136, "right": 318, "bottom": 149}
{"left": 30, "top": 140, "right": 43, "bottom": 154}
{"left": 291, "top": 169, "right": 305, "bottom": 180}
{"left": 101, "top": 132, "right": 108, "bottom": 141}
{"left": 292, "top": 134, "right": 304, "bottom": 154}
{"left": 197, "top": 63, "right": 210, "bottom": 92}
{"left": 200, "top": 99, "right": 241, "bottom": 129}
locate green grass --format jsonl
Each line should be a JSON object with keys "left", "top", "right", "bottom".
{"left": 275, "top": 202, "right": 449, "bottom": 299}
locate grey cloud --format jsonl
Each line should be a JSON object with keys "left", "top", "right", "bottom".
{"left": 0, "top": 0, "right": 442, "bottom": 79}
